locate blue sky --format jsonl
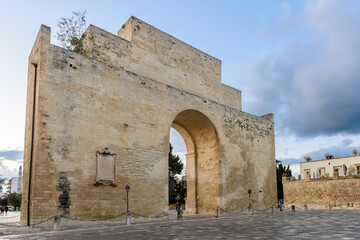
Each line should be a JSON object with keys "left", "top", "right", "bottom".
{"left": 1, "top": 0, "right": 360, "bottom": 183}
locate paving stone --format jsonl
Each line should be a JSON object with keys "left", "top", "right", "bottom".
{"left": 1, "top": 210, "right": 360, "bottom": 239}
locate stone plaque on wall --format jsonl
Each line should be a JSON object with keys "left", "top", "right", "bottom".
{"left": 95, "top": 148, "right": 116, "bottom": 186}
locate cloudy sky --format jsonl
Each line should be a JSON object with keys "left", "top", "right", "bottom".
{"left": 1, "top": 0, "right": 360, "bottom": 185}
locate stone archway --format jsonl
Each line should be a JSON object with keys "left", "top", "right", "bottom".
{"left": 22, "top": 18, "right": 277, "bottom": 225}
{"left": 171, "top": 110, "right": 220, "bottom": 214}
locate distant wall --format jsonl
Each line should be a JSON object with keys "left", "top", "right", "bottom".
{"left": 283, "top": 175, "right": 360, "bottom": 209}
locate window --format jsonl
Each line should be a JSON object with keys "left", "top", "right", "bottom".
{"left": 356, "top": 165, "right": 360, "bottom": 176}
{"left": 333, "top": 166, "right": 342, "bottom": 176}
{"left": 318, "top": 167, "right": 326, "bottom": 177}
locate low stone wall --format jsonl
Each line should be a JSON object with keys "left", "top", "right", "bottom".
{"left": 283, "top": 174, "right": 360, "bottom": 209}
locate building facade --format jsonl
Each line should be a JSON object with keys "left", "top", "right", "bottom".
{"left": 6, "top": 166, "right": 22, "bottom": 194}
{"left": 7, "top": 177, "right": 19, "bottom": 194}
{"left": 300, "top": 155, "right": 360, "bottom": 179}
{"left": 21, "top": 17, "right": 277, "bottom": 226}
{"left": 17, "top": 166, "right": 22, "bottom": 193}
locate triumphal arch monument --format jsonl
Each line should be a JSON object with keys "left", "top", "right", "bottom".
{"left": 21, "top": 16, "right": 276, "bottom": 225}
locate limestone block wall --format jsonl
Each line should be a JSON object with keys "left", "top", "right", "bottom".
{"left": 21, "top": 18, "right": 276, "bottom": 225}
{"left": 283, "top": 176, "right": 360, "bottom": 209}
{"left": 21, "top": 25, "right": 50, "bottom": 224}
{"left": 82, "top": 17, "right": 242, "bottom": 110}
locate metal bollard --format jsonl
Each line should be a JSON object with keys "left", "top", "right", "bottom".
{"left": 247, "top": 207, "right": 252, "bottom": 215}
{"left": 177, "top": 208, "right": 183, "bottom": 220}
{"left": 304, "top": 204, "right": 308, "bottom": 210}
{"left": 54, "top": 216, "right": 61, "bottom": 231}
{"left": 216, "top": 207, "right": 221, "bottom": 218}
{"left": 126, "top": 212, "right": 131, "bottom": 225}
{"left": 272, "top": 206, "right": 274, "bottom": 214}
{"left": 291, "top": 205, "right": 295, "bottom": 212}
{"left": 280, "top": 205, "right": 283, "bottom": 211}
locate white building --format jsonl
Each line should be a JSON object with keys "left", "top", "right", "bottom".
{"left": 17, "top": 166, "right": 22, "bottom": 193}
{"left": 8, "top": 177, "right": 19, "bottom": 193}
{"left": 175, "top": 173, "right": 186, "bottom": 181}
{"left": 7, "top": 166, "right": 23, "bottom": 194}
{"left": 300, "top": 155, "right": 360, "bottom": 180}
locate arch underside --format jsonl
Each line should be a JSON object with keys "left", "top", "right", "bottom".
{"left": 171, "top": 110, "right": 220, "bottom": 214}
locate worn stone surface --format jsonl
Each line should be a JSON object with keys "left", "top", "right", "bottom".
{"left": 21, "top": 17, "right": 276, "bottom": 225}
{"left": 283, "top": 175, "right": 360, "bottom": 209}
{"left": 5, "top": 211, "right": 360, "bottom": 239}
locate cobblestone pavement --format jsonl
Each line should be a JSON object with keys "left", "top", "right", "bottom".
{"left": 1, "top": 210, "right": 360, "bottom": 239}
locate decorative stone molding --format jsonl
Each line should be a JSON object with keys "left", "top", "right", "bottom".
{"left": 94, "top": 148, "right": 117, "bottom": 187}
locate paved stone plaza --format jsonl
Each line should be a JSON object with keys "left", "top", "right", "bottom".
{"left": 1, "top": 210, "right": 360, "bottom": 239}
{"left": 0, "top": 211, "right": 20, "bottom": 224}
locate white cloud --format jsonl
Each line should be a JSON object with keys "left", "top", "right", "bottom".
{"left": 290, "top": 164, "right": 300, "bottom": 177}
{"left": 242, "top": 0, "right": 360, "bottom": 138}
{"left": 170, "top": 128, "right": 187, "bottom": 172}
{"left": 0, "top": 158, "right": 22, "bottom": 176}
{"left": 0, "top": 150, "right": 23, "bottom": 181}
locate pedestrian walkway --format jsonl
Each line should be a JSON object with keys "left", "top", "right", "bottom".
{"left": 0, "top": 211, "right": 20, "bottom": 223}
{"left": 2, "top": 210, "right": 360, "bottom": 239}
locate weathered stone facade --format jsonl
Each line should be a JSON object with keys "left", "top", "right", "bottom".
{"left": 283, "top": 173, "right": 360, "bottom": 209}
{"left": 21, "top": 17, "right": 276, "bottom": 225}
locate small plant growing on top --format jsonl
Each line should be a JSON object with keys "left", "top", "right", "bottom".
{"left": 57, "top": 11, "right": 86, "bottom": 54}
{"left": 347, "top": 165, "right": 356, "bottom": 176}
{"left": 304, "top": 156, "right": 312, "bottom": 162}
{"left": 324, "top": 153, "right": 334, "bottom": 159}
{"left": 353, "top": 149, "right": 359, "bottom": 156}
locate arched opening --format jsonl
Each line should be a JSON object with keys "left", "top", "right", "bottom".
{"left": 170, "top": 110, "right": 220, "bottom": 214}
